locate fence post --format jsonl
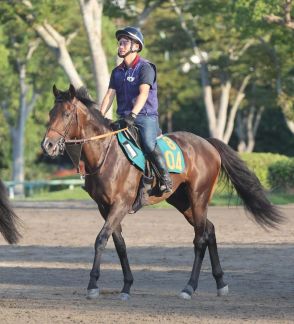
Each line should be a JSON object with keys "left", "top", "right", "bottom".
{"left": 9, "top": 186, "right": 15, "bottom": 199}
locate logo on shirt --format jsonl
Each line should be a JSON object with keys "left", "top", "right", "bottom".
{"left": 127, "top": 76, "right": 135, "bottom": 82}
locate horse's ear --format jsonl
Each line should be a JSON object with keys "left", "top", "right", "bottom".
{"left": 69, "top": 84, "right": 76, "bottom": 99}
{"left": 53, "top": 84, "right": 60, "bottom": 98}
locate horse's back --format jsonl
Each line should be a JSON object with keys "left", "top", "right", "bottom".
{"left": 166, "top": 131, "right": 220, "bottom": 163}
{"left": 166, "top": 131, "right": 221, "bottom": 184}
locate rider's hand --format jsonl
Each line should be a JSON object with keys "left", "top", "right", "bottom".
{"left": 110, "top": 120, "right": 122, "bottom": 130}
{"left": 123, "top": 112, "right": 137, "bottom": 128}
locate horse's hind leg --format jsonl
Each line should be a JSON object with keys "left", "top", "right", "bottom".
{"left": 112, "top": 225, "right": 134, "bottom": 300}
{"left": 180, "top": 201, "right": 209, "bottom": 299}
{"left": 167, "top": 188, "right": 208, "bottom": 299}
{"left": 167, "top": 186, "right": 228, "bottom": 298}
{"left": 206, "top": 219, "right": 228, "bottom": 296}
{"left": 182, "top": 216, "right": 228, "bottom": 298}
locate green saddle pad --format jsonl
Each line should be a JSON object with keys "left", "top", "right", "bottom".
{"left": 117, "top": 132, "right": 185, "bottom": 173}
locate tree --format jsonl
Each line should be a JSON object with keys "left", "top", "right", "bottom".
{"left": 264, "top": 0, "right": 294, "bottom": 30}
{"left": 0, "top": 0, "right": 120, "bottom": 188}
{"left": 0, "top": 32, "right": 12, "bottom": 177}
{"left": 0, "top": 15, "right": 40, "bottom": 194}
{"left": 15, "top": 0, "right": 112, "bottom": 117}
{"left": 167, "top": 0, "right": 256, "bottom": 144}
{"left": 235, "top": 0, "right": 294, "bottom": 135}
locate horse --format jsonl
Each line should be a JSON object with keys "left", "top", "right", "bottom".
{"left": 41, "top": 84, "right": 283, "bottom": 300}
{"left": 0, "top": 179, "right": 21, "bottom": 244}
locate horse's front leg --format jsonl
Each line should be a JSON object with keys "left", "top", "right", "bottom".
{"left": 112, "top": 225, "right": 134, "bottom": 300}
{"left": 87, "top": 204, "right": 128, "bottom": 299}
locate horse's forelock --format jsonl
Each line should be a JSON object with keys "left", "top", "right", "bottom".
{"left": 54, "top": 90, "right": 71, "bottom": 103}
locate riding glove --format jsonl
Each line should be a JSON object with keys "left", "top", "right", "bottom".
{"left": 123, "top": 112, "right": 137, "bottom": 128}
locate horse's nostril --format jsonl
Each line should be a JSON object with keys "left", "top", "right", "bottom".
{"left": 41, "top": 138, "right": 54, "bottom": 152}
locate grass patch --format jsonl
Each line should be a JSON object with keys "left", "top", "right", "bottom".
{"left": 266, "top": 192, "right": 294, "bottom": 205}
{"left": 21, "top": 186, "right": 294, "bottom": 206}
{"left": 25, "top": 187, "right": 90, "bottom": 201}
{"left": 210, "top": 192, "right": 294, "bottom": 206}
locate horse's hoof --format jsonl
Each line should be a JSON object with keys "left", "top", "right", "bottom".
{"left": 119, "top": 293, "right": 130, "bottom": 301}
{"left": 217, "top": 284, "right": 229, "bottom": 296}
{"left": 179, "top": 284, "right": 193, "bottom": 300}
{"left": 86, "top": 288, "right": 100, "bottom": 299}
{"left": 179, "top": 291, "right": 192, "bottom": 300}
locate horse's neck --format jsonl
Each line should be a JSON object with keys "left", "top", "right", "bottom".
{"left": 81, "top": 120, "right": 114, "bottom": 172}
{"left": 81, "top": 113, "right": 109, "bottom": 137}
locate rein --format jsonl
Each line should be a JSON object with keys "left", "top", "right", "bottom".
{"left": 65, "top": 128, "right": 128, "bottom": 145}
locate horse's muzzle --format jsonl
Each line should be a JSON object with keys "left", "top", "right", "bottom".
{"left": 41, "top": 137, "right": 65, "bottom": 157}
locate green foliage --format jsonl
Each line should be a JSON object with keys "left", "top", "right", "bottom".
{"left": 214, "top": 152, "right": 290, "bottom": 196}
{"left": 234, "top": 0, "right": 294, "bottom": 115}
{"left": 0, "top": 29, "right": 9, "bottom": 70}
{"left": 254, "top": 106, "right": 294, "bottom": 156}
{"left": 234, "top": 0, "right": 284, "bottom": 33}
{"left": 240, "top": 152, "right": 289, "bottom": 189}
{"left": 0, "top": 110, "right": 11, "bottom": 178}
{"left": 102, "top": 16, "right": 118, "bottom": 68}
{"left": 210, "top": 191, "right": 294, "bottom": 206}
{"left": 268, "top": 159, "right": 294, "bottom": 191}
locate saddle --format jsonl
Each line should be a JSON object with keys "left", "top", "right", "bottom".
{"left": 116, "top": 126, "right": 185, "bottom": 193}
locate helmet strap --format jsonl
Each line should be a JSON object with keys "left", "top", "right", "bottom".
{"left": 130, "top": 40, "right": 138, "bottom": 53}
{"left": 118, "top": 40, "right": 138, "bottom": 58}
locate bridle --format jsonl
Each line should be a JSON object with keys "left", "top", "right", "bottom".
{"left": 45, "top": 98, "right": 79, "bottom": 154}
{"left": 45, "top": 98, "right": 127, "bottom": 175}
{"left": 46, "top": 98, "right": 127, "bottom": 147}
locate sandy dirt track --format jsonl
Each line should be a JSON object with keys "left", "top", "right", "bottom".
{"left": 0, "top": 201, "right": 293, "bottom": 324}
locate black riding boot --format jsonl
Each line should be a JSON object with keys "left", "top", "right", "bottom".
{"left": 148, "top": 145, "right": 173, "bottom": 194}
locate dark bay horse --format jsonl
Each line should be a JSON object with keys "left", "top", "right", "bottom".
{"left": 0, "top": 179, "right": 21, "bottom": 244}
{"left": 41, "top": 84, "right": 283, "bottom": 300}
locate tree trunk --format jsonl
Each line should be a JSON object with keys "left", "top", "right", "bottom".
{"left": 79, "top": 0, "right": 111, "bottom": 118}
{"left": 223, "top": 75, "right": 251, "bottom": 144}
{"left": 236, "top": 105, "right": 264, "bottom": 153}
{"left": 34, "top": 23, "right": 84, "bottom": 88}
{"left": 199, "top": 62, "right": 217, "bottom": 137}
{"left": 12, "top": 63, "right": 27, "bottom": 196}
{"left": 216, "top": 78, "right": 231, "bottom": 139}
{"left": 286, "top": 120, "right": 294, "bottom": 133}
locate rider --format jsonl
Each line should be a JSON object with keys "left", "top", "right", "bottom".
{"left": 99, "top": 26, "right": 172, "bottom": 195}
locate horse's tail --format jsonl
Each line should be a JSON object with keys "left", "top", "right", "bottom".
{"left": 206, "top": 138, "right": 284, "bottom": 228}
{"left": 0, "top": 180, "right": 22, "bottom": 244}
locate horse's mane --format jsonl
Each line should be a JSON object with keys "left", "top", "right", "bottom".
{"left": 75, "top": 87, "right": 112, "bottom": 128}
{"left": 56, "top": 86, "right": 112, "bottom": 128}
